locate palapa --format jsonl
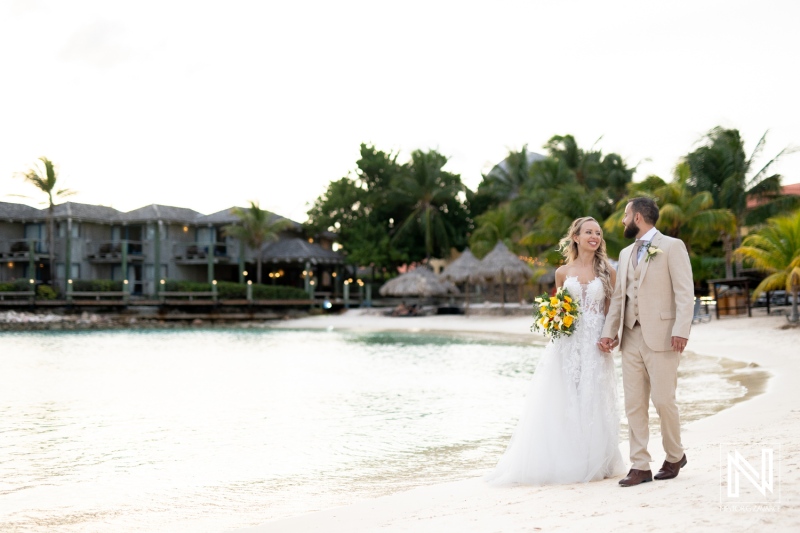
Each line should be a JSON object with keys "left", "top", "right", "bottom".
{"left": 439, "top": 248, "right": 481, "bottom": 284}
{"left": 379, "top": 267, "right": 460, "bottom": 297}
{"left": 469, "top": 241, "right": 532, "bottom": 284}
{"left": 468, "top": 241, "right": 532, "bottom": 309}
{"left": 440, "top": 248, "right": 482, "bottom": 314}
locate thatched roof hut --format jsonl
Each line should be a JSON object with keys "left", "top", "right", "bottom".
{"left": 261, "top": 238, "right": 344, "bottom": 265}
{"left": 379, "top": 267, "right": 460, "bottom": 297}
{"left": 469, "top": 241, "right": 532, "bottom": 284}
{"left": 439, "top": 248, "right": 482, "bottom": 284}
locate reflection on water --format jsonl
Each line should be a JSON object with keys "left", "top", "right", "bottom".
{"left": 0, "top": 328, "right": 762, "bottom": 532}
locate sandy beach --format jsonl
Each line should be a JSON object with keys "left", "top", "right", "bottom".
{"left": 238, "top": 310, "right": 799, "bottom": 533}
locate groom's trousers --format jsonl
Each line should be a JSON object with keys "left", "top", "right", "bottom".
{"left": 622, "top": 323, "right": 684, "bottom": 471}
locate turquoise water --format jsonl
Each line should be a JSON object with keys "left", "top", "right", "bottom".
{"left": 0, "top": 328, "right": 750, "bottom": 532}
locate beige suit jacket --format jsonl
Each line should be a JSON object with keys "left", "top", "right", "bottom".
{"left": 601, "top": 231, "right": 694, "bottom": 352}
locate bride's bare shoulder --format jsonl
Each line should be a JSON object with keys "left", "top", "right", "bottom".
{"left": 555, "top": 265, "right": 571, "bottom": 286}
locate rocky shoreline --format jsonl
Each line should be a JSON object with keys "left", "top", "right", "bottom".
{"left": 0, "top": 310, "right": 312, "bottom": 331}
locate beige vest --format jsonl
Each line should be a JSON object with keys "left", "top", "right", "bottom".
{"left": 624, "top": 251, "right": 644, "bottom": 329}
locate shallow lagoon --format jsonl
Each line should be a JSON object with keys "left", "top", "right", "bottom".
{"left": 0, "top": 328, "right": 758, "bottom": 531}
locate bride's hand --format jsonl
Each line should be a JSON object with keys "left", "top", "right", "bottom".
{"left": 597, "top": 336, "right": 619, "bottom": 353}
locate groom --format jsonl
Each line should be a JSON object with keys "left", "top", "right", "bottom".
{"left": 598, "top": 197, "right": 694, "bottom": 487}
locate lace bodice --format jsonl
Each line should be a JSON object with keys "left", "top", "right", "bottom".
{"left": 563, "top": 276, "right": 606, "bottom": 317}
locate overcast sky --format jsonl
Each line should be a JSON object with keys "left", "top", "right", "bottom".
{"left": 2, "top": 0, "right": 798, "bottom": 222}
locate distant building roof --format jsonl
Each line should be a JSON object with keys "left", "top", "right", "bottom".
{"left": 261, "top": 237, "right": 344, "bottom": 265}
{"left": 198, "top": 206, "right": 303, "bottom": 231}
{"left": 746, "top": 183, "right": 800, "bottom": 208}
{"left": 124, "top": 204, "right": 203, "bottom": 224}
{"left": 0, "top": 201, "right": 45, "bottom": 221}
{"left": 0, "top": 200, "right": 307, "bottom": 231}
{"left": 51, "top": 202, "right": 124, "bottom": 223}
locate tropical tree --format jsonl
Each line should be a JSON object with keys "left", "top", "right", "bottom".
{"left": 19, "top": 157, "right": 75, "bottom": 289}
{"left": 391, "top": 149, "right": 467, "bottom": 260}
{"left": 224, "top": 201, "right": 293, "bottom": 284}
{"left": 476, "top": 145, "right": 542, "bottom": 204}
{"left": 653, "top": 163, "right": 735, "bottom": 255}
{"left": 735, "top": 210, "right": 800, "bottom": 322}
{"left": 544, "top": 134, "right": 601, "bottom": 186}
{"left": 469, "top": 204, "right": 522, "bottom": 258}
{"left": 685, "top": 127, "right": 798, "bottom": 277}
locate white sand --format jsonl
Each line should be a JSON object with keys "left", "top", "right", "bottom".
{"left": 238, "top": 311, "right": 800, "bottom": 532}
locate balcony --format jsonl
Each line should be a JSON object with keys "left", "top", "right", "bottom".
{"left": 86, "top": 241, "right": 144, "bottom": 263}
{"left": 173, "top": 242, "right": 230, "bottom": 265}
{"left": 0, "top": 239, "right": 49, "bottom": 259}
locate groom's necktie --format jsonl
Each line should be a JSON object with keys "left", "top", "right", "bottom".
{"left": 632, "top": 239, "right": 646, "bottom": 268}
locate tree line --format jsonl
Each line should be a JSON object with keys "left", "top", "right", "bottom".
{"left": 305, "top": 127, "right": 800, "bottom": 288}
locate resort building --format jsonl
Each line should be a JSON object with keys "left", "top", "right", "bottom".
{"left": 0, "top": 201, "right": 344, "bottom": 296}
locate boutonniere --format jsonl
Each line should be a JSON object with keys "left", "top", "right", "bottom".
{"left": 644, "top": 243, "right": 663, "bottom": 262}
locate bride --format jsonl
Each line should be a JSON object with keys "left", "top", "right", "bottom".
{"left": 486, "top": 217, "right": 626, "bottom": 485}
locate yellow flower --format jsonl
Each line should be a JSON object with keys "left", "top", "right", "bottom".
{"left": 550, "top": 297, "right": 559, "bottom": 306}
{"left": 548, "top": 309, "right": 557, "bottom": 318}
{"left": 554, "top": 322, "right": 561, "bottom": 330}
{"left": 564, "top": 296, "right": 572, "bottom": 303}
{"left": 563, "top": 315, "right": 574, "bottom": 327}
{"left": 563, "top": 303, "right": 572, "bottom": 312}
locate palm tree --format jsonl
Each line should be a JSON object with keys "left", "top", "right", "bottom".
{"left": 544, "top": 134, "right": 601, "bottom": 186}
{"left": 735, "top": 210, "right": 800, "bottom": 322}
{"left": 20, "top": 157, "right": 75, "bottom": 289}
{"left": 391, "top": 150, "right": 465, "bottom": 260}
{"left": 224, "top": 201, "right": 293, "bottom": 284}
{"left": 469, "top": 205, "right": 522, "bottom": 258}
{"left": 479, "top": 145, "right": 541, "bottom": 202}
{"left": 686, "top": 127, "right": 797, "bottom": 277}
{"left": 654, "top": 163, "right": 735, "bottom": 255}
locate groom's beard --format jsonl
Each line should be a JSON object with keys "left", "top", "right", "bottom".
{"left": 623, "top": 221, "right": 640, "bottom": 239}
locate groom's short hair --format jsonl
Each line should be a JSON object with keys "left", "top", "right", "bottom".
{"left": 629, "top": 197, "right": 659, "bottom": 225}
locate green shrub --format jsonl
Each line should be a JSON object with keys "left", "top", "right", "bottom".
{"left": 36, "top": 285, "right": 57, "bottom": 300}
{"left": 72, "top": 279, "right": 124, "bottom": 292}
{"left": 251, "top": 284, "right": 308, "bottom": 300}
{"left": 164, "top": 280, "right": 212, "bottom": 292}
{"left": 162, "top": 280, "right": 308, "bottom": 300}
{"left": 0, "top": 279, "right": 35, "bottom": 292}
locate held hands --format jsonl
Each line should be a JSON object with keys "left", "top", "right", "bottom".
{"left": 597, "top": 337, "right": 619, "bottom": 353}
{"left": 671, "top": 336, "right": 688, "bottom": 354}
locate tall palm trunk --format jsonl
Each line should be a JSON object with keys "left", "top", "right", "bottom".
{"left": 734, "top": 218, "right": 744, "bottom": 275}
{"left": 257, "top": 255, "right": 263, "bottom": 285}
{"left": 723, "top": 234, "right": 734, "bottom": 279}
{"left": 791, "top": 286, "right": 799, "bottom": 323}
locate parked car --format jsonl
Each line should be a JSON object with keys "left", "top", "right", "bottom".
{"left": 754, "top": 290, "right": 788, "bottom": 307}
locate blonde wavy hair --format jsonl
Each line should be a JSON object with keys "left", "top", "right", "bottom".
{"left": 557, "top": 216, "right": 614, "bottom": 300}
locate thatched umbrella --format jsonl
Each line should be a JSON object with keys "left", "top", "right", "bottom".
{"left": 440, "top": 248, "right": 482, "bottom": 313}
{"left": 379, "top": 267, "right": 460, "bottom": 298}
{"left": 469, "top": 241, "right": 532, "bottom": 308}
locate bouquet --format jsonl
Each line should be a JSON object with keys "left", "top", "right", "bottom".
{"left": 531, "top": 287, "right": 580, "bottom": 339}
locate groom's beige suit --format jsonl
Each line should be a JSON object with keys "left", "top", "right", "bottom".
{"left": 601, "top": 230, "right": 694, "bottom": 470}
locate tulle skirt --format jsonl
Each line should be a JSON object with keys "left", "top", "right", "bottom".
{"left": 486, "top": 324, "right": 626, "bottom": 485}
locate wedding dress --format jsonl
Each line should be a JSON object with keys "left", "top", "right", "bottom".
{"left": 486, "top": 276, "right": 626, "bottom": 485}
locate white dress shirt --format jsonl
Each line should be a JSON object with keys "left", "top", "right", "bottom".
{"left": 636, "top": 227, "right": 658, "bottom": 264}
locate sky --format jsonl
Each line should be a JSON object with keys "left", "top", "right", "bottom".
{"left": 1, "top": 0, "right": 799, "bottom": 223}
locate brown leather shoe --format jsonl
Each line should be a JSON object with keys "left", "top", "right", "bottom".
{"left": 654, "top": 454, "right": 688, "bottom": 480}
{"left": 618, "top": 469, "right": 653, "bottom": 487}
